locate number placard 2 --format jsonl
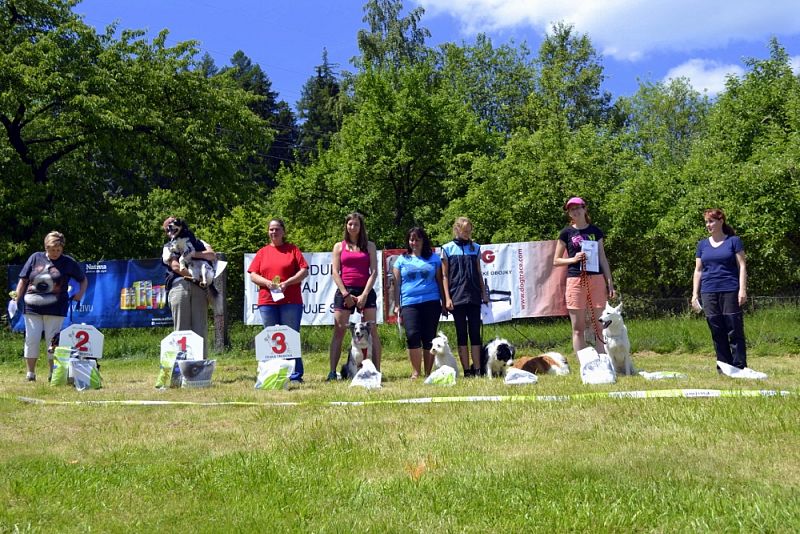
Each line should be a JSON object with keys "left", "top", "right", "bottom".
{"left": 160, "top": 330, "right": 204, "bottom": 362}
{"left": 60, "top": 324, "right": 104, "bottom": 359}
{"left": 255, "top": 325, "right": 301, "bottom": 361}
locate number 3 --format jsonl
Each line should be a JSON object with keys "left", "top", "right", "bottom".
{"left": 271, "top": 332, "right": 286, "bottom": 354}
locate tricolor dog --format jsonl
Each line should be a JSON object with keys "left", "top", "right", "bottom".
{"left": 341, "top": 320, "right": 374, "bottom": 379}
{"left": 165, "top": 218, "right": 215, "bottom": 288}
{"left": 512, "top": 352, "right": 570, "bottom": 375}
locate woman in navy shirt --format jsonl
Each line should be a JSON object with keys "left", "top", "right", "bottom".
{"left": 691, "top": 208, "right": 748, "bottom": 370}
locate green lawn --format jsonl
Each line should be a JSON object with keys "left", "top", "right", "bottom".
{"left": 1, "top": 308, "right": 799, "bottom": 532}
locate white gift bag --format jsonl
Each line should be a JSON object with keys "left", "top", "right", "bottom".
{"left": 577, "top": 347, "right": 617, "bottom": 385}
{"left": 504, "top": 367, "right": 539, "bottom": 385}
{"left": 350, "top": 359, "right": 382, "bottom": 389}
{"left": 424, "top": 365, "right": 456, "bottom": 386}
{"left": 717, "top": 361, "right": 767, "bottom": 380}
{"left": 255, "top": 359, "right": 295, "bottom": 390}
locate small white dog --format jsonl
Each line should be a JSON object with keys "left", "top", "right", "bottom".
{"left": 429, "top": 332, "right": 459, "bottom": 374}
{"left": 481, "top": 338, "right": 516, "bottom": 378}
{"left": 600, "top": 302, "right": 634, "bottom": 375}
{"left": 341, "top": 321, "right": 374, "bottom": 379}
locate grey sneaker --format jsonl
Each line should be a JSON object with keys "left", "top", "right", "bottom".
{"left": 26, "top": 372, "right": 36, "bottom": 382}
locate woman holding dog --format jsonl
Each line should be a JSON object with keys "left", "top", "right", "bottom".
{"left": 248, "top": 218, "right": 309, "bottom": 382}
{"left": 162, "top": 217, "right": 217, "bottom": 358}
{"left": 328, "top": 212, "right": 382, "bottom": 380}
{"left": 691, "top": 208, "right": 748, "bottom": 371}
{"left": 441, "top": 216, "right": 488, "bottom": 377}
{"left": 16, "top": 231, "right": 87, "bottom": 382}
{"left": 393, "top": 226, "right": 446, "bottom": 378}
{"left": 553, "top": 197, "right": 615, "bottom": 355}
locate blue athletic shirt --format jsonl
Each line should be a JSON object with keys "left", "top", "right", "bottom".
{"left": 696, "top": 235, "right": 743, "bottom": 293}
{"left": 394, "top": 253, "right": 442, "bottom": 306}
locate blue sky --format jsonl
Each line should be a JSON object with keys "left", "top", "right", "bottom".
{"left": 77, "top": 0, "right": 800, "bottom": 111}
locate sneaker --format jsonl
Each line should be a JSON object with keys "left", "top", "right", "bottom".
{"left": 463, "top": 368, "right": 475, "bottom": 378}
{"left": 287, "top": 379, "right": 303, "bottom": 390}
{"left": 326, "top": 371, "right": 338, "bottom": 381}
{"left": 26, "top": 372, "right": 36, "bottom": 382}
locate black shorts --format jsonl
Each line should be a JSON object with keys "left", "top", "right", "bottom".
{"left": 334, "top": 286, "right": 377, "bottom": 312}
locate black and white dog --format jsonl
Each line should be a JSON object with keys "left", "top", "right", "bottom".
{"left": 341, "top": 320, "right": 374, "bottom": 379}
{"left": 165, "top": 218, "right": 215, "bottom": 288}
{"left": 481, "top": 338, "right": 516, "bottom": 378}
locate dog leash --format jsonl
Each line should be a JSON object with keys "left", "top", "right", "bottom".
{"left": 580, "top": 258, "right": 605, "bottom": 344}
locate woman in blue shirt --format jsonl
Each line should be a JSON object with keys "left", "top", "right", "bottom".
{"left": 393, "top": 227, "right": 446, "bottom": 379}
{"left": 691, "top": 208, "right": 748, "bottom": 370}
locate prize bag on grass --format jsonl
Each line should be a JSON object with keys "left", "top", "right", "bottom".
{"left": 178, "top": 359, "right": 216, "bottom": 388}
{"left": 255, "top": 359, "right": 295, "bottom": 390}
{"left": 155, "top": 350, "right": 185, "bottom": 389}
{"left": 70, "top": 358, "right": 102, "bottom": 390}
{"left": 350, "top": 359, "right": 382, "bottom": 389}
{"left": 504, "top": 367, "right": 539, "bottom": 385}
{"left": 424, "top": 365, "right": 456, "bottom": 386}
{"left": 577, "top": 346, "right": 616, "bottom": 385}
{"left": 51, "top": 347, "right": 75, "bottom": 386}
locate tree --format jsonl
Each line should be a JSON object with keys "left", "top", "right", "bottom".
{"left": 0, "top": 0, "right": 272, "bottom": 263}
{"left": 439, "top": 34, "right": 537, "bottom": 135}
{"left": 296, "top": 49, "right": 343, "bottom": 160}
{"left": 355, "top": 0, "right": 430, "bottom": 69}
{"left": 526, "top": 22, "right": 613, "bottom": 131}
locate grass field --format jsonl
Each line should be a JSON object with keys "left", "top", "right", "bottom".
{"left": 1, "top": 308, "right": 799, "bottom": 532}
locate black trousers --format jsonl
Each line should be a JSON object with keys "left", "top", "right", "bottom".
{"left": 452, "top": 303, "right": 482, "bottom": 347}
{"left": 701, "top": 291, "right": 747, "bottom": 369}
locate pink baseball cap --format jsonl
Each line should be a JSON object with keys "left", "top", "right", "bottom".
{"left": 563, "top": 197, "right": 585, "bottom": 210}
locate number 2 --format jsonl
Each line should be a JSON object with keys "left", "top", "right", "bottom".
{"left": 74, "top": 330, "right": 90, "bottom": 352}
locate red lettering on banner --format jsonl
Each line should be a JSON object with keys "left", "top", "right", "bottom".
{"left": 482, "top": 250, "right": 495, "bottom": 264}
{"left": 517, "top": 248, "right": 526, "bottom": 310}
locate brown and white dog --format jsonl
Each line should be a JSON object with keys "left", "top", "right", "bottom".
{"left": 341, "top": 320, "right": 374, "bottom": 379}
{"left": 512, "top": 352, "right": 570, "bottom": 376}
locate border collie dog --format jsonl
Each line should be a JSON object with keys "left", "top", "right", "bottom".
{"left": 481, "top": 338, "right": 516, "bottom": 378}
{"left": 166, "top": 218, "right": 215, "bottom": 288}
{"left": 341, "top": 320, "right": 374, "bottom": 379}
{"left": 429, "top": 332, "right": 459, "bottom": 374}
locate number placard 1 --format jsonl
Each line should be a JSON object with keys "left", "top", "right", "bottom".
{"left": 160, "top": 330, "right": 204, "bottom": 362}
{"left": 60, "top": 324, "right": 104, "bottom": 359}
{"left": 255, "top": 325, "right": 301, "bottom": 361}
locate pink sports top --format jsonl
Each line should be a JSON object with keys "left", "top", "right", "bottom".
{"left": 340, "top": 241, "right": 370, "bottom": 286}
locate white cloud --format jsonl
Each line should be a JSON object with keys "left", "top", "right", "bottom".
{"left": 662, "top": 59, "right": 744, "bottom": 95}
{"left": 415, "top": 0, "right": 800, "bottom": 61}
{"left": 792, "top": 56, "right": 800, "bottom": 74}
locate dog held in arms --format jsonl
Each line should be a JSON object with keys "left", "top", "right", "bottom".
{"left": 341, "top": 320, "right": 374, "bottom": 379}
{"left": 599, "top": 302, "right": 635, "bottom": 375}
{"left": 429, "top": 332, "right": 459, "bottom": 374}
{"left": 481, "top": 338, "right": 516, "bottom": 378}
{"left": 164, "top": 218, "right": 216, "bottom": 288}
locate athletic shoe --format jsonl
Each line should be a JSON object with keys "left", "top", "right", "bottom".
{"left": 26, "top": 372, "right": 36, "bottom": 382}
{"left": 326, "top": 371, "right": 338, "bottom": 381}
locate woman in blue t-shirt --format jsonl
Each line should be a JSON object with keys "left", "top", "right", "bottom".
{"left": 691, "top": 208, "right": 748, "bottom": 370}
{"left": 393, "top": 227, "right": 446, "bottom": 379}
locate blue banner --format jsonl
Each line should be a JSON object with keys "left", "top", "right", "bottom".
{"left": 9, "top": 259, "right": 173, "bottom": 332}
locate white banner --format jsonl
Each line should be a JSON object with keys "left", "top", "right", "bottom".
{"left": 244, "top": 242, "right": 568, "bottom": 326}
{"left": 244, "top": 252, "right": 384, "bottom": 326}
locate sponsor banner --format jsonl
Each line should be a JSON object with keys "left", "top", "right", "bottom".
{"left": 9, "top": 259, "right": 172, "bottom": 332}
{"left": 243, "top": 252, "right": 385, "bottom": 326}
{"left": 513, "top": 240, "right": 568, "bottom": 318}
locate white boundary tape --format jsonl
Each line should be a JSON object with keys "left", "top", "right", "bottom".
{"left": 17, "top": 389, "right": 794, "bottom": 407}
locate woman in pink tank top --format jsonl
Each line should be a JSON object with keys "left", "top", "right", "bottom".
{"left": 327, "top": 212, "right": 381, "bottom": 380}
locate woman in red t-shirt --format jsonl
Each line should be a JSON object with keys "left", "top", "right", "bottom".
{"left": 247, "top": 218, "right": 309, "bottom": 381}
{"left": 327, "top": 212, "right": 381, "bottom": 380}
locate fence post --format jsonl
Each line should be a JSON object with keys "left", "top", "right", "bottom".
{"left": 212, "top": 252, "right": 230, "bottom": 352}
